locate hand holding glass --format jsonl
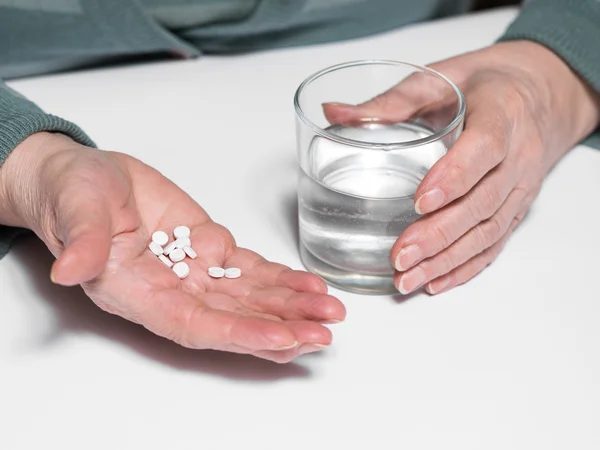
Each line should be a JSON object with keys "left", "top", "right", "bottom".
{"left": 294, "top": 60, "right": 465, "bottom": 294}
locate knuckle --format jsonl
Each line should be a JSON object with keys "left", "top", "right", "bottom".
{"left": 480, "top": 124, "right": 508, "bottom": 157}
{"left": 469, "top": 183, "right": 502, "bottom": 221}
{"left": 176, "top": 303, "right": 206, "bottom": 349}
{"left": 477, "top": 125, "right": 502, "bottom": 150}
{"left": 437, "top": 251, "right": 459, "bottom": 276}
{"left": 421, "top": 251, "right": 455, "bottom": 279}
{"left": 481, "top": 213, "right": 506, "bottom": 244}
{"left": 489, "top": 138, "right": 508, "bottom": 164}
{"left": 445, "top": 163, "right": 470, "bottom": 195}
{"left": 212, "top": 223, "right": 237, "bottom": 256}
{"left": 509, "top": 213, "right": 525, "bottom": 233}
{"left": 369, "top": 91, "right": 397, "bottom": 111}
{"left": 429, "top": 222, "right": 453, "bottom": 250}
{"left": 504, "top": 87, "right": 529, "bottom": 117}
{"left": 475, "top": 122, "right": 509, "bottom": 164}
{"left": 469, "top": 223, "right": 493, "bottom": 255}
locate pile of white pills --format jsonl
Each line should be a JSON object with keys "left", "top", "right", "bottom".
{"left": 149, "top": 226, "right": 196, "bottom": 279}
{"left": 149, "top": 225, "right": 242, "bottom": 281}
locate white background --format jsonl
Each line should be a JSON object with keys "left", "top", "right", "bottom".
{"left": 1, "top": 8, "right": 599, "bottom": 450}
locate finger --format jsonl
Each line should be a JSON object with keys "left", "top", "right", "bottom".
{"left": 395, "top": 187, "right": 527, "bottom": 294}
{"left": 254, "top": 342, "right": 328, "bottom": 364}
{"left": 253, "top": 320, "right": 333, "bottom": 363}
{"left": 323, "top": 70, "right": 458, "bottom": 127}
{"left": 225, "top": 247, "right": 329, "bottom": 295}
{"left": 242, "top": 287, "right": 346, "bottom": 323}
{"left": 51, "top": 197, "right": 112, "bottom": 286}
{"left": 413, "top": 95, "right": 512, "bottom": 215}
{"left": 276, "top": 269, "right": 329, "bottom": 295}
{"left": 425, "top": 213, "right": 526, "bottom": 295}
{"left": 145, "top": 290, "right": 298, "bottom": 353}
{"left": 392, "top": 161, "right": 519, "bottom": 271}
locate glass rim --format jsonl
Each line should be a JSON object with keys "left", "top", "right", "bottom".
{"left": 293, "top": 59, "right": 466, "bottom": 150}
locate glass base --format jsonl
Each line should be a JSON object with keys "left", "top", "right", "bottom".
{"left": 299, "top": 243, "right": 398, "bottom": 295}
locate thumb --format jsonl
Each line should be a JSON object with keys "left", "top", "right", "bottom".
{"left": 322, "top": 68, "right": 459, "bottom": 127}
{"left": 50, "top": 198, "right": 112, "bottom": 287}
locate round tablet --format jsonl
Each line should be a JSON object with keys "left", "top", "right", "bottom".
{"left": 224, "top": 268, "right": 241, "bottom": 279}
{"left": 163, "top": 241, "right": 178, "bottom": 256}
{"left": 173, "top": 226, "right": 191, "bottom": 239}
{"left": 173, "top": 262, "right": 190, "bottom": 279}
{"left": 183, "top": 246, "right": 197, "bottom": 260}
{"left": 158, "top": 254, "right": 173, "bottom": 268}
{"left": 152, "top": 231, "right": 169, "bottom": 246}
{"left": 169, "top": 248, "right": 186, "bottom": 263}
{"left": 148, "top": 242, "right": 163, "bottom": 256}
{"left": 208, "top": 267, "right": 225, "bottom": 278}
{"left": 175, "top": 237, "right": 191, "bottom": 249}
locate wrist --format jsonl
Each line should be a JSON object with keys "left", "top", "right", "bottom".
{"left": 0, "top": 132, "right": 76, "bottom": 232}
{"left": 495, "top": 41, "right": 600, "bottom": 146}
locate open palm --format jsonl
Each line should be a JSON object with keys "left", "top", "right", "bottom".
{"left": 40, "top": 143, "right": 345, "bottom": 363}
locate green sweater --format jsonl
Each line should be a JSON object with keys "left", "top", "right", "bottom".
{"left": 0, "top": 0, "right": 599, "bottom": 259}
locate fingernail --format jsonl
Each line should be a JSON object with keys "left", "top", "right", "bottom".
{"left": 394, "top": 245, "right": 422, "bottom": 271}
{"left": 274, "top": 341, "right": 298, "bottom": 351}
{"left": 325, "top": 102, "right": 351, "bottom": 107}
{"left": 50, "top": 261, "right": 57, "bottom": 284}
{"left": 415, "top": 188, "right": 445, "bottom": 214}
{"left": 299, "top": 343, "right": 327, "bottom": 355}
{"left": 323, "top": 319, "right": 342, "bottom": 324}
{"left": 396, "top": 267, "right": 426, "bottom": 294}
{"left": 428, "top": 276, "right": 451, "bottom": 295}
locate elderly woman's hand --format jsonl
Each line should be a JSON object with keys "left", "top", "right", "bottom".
{"left": 325, "top": 41, "right": 600, "bottom": 295}
{"left": 0, "top": 132, "right": 345, "bottom": 363}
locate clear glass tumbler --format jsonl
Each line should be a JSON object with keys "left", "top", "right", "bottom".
{"left": 294, "top": 60, "right": 465, "bottom": 295}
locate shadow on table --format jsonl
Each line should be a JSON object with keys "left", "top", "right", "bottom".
{"left": 282, "top": 191, "right": 300, "bottom": 252}
{"left": 9, "top": 236, "right": 310, "bottom": 382}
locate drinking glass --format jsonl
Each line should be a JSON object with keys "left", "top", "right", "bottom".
{"left": 294, "top": 60, "right": 465, "bottom": 294}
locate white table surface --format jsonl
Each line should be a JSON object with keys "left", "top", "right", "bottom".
{"left": 2, "top": 7, "right": 600, "bottom": 450}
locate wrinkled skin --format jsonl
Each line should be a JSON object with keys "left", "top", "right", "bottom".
{"left": 0, "top": 132, "right": 346, "bottom": 363}
{"left": 325, "top": 41, "right": 600, "bottom": 295}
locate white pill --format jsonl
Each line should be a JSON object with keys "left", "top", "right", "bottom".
{"left": 175, "top": 237, "right": 191, "bottom": 249}
{"left": 183, "top": 246, "right": 197, "bottom": 259}
{"left": 169, "top": 248, "right": 186, "bottom": 263}
{"left": 173, "top": 262, "right": 190, "bottom": 279}
{"left": 148, "top": 242, "right": 163, "bottom": 256}
{"left": 163, "top": 241, "right": 178, "bottom": 256}
{"left": 224, "top": 267, "right": 242, "bottom": 279}
{"left": 173, "top": 226, "right": 191, "bottom": 239}
{"left": 208, "top": 267, "right": 225, "bottom": 278}
{"left": 158, "top": 254, "right": 173, "bottom": 268}
{"left": 152, "top": 231, "right": 169, "bottom": 246}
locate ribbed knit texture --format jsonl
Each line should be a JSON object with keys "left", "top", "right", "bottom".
{"left": 497, "top": 0, "right": 600, "bottom": 148}
{"left": 0, "top": 85, "right": 96, "bottom": 162}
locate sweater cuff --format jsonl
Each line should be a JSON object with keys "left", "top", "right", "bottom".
{"left": 0, "top": 82, "right": 96, "bottom": 167}
{"left": 0, "top": 112, "right": 97, "bottom": 163}
{"left": 497, "top": 0, "right": 600, "bottom": 93}
{"left": 497, "top": 0, "right": 600, "bottom": 149}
